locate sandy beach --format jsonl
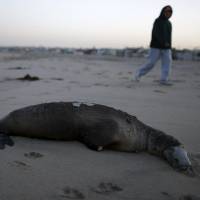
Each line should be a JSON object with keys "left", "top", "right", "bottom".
{"left": 0, "top": 52, "right": 200, "bottom": 200}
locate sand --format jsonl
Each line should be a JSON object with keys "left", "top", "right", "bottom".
{"left": 0, "top": 52, "right": 200, "bottom": 200}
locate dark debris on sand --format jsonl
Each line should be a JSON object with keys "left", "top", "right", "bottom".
{"left": 17, "top": 74, "right": 40, "bottom": 81}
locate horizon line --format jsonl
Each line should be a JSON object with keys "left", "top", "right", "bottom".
{"left": 0, "top": 45, "right": 199, "bottom": 51}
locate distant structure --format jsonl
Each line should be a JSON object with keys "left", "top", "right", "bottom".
{"left": 0, "top": 47, "right": 199, "bottom": 61}
{"left": 172, "top": 48, "right": 200, "bottom": 61}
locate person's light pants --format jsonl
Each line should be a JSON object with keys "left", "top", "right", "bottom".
{"left": 137, "top": 48, "right": 172, "bottom": 81}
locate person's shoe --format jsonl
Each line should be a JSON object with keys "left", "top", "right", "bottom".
{"left": 159, "top": 80, "right": 173, "bottom": 86}
{"left": 134, "top": 71, "right": 141, "bottom": 82}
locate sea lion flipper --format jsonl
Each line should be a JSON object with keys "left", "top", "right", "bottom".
{"left": 5, "top": 135, "right": 15, "bottom": 146}
{"left": 0, "top": 133, "right": 6, "bottom": 149}
{"left": 85, "top": 142, "right": 104, "bottom": 151}
{"left": 0, "top": 142, "right": 5, "bottom": 149}
{"left": 79, "top": 119, "right": 119, "bottom": 151}
{"left": 0, "top": 133, "right": 14, "bottom": 149}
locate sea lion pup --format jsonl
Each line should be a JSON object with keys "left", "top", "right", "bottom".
{"left": 0, "top": 102, "right": 192, "bottom": 172}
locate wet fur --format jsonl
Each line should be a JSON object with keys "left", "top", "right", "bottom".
{"left": 0, "top": 102, "right": 181, "bottom": 156}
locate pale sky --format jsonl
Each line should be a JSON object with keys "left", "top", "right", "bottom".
{"left": 0, "top": 0, "right": 199, "bottom": 49}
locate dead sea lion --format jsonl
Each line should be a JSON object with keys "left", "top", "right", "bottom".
{"left": 0, "top": 102, "right": 192, "bottom": 173}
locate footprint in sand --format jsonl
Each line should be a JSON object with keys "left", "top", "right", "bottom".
{"left": 61, "top": 186, "right": 85, "bottom": 199}
{"left": 171, "top": 79, "right": 186, "bottom": 83}
{"left": 91, "top": 182, "right": 123, "bottom": 195}
{"left": 24, "top": 152, "right": 44, "bottom": 159}
{"left": 7, "top": 66, "right": 29, "bottom": 70}
{"left": 161, "top": 191, "right": 172, "bottom": 197}
{"left": 69, "top": 80, "right": 80, "bottom": 85}
{"left": 51, "top": 77, "right": 64, "bottom": 81}
{"left": 179, "top": 194, "right": 200, "bottom": 200}
{"left": 94, "top": 83, "right": 109, "bottom": 87}
{"left": 153, "top": 89, "right": 166, "bottom": 94}
{"left": 9, "top": 160, "right": 31, "bottom": 170}
{"left": 161, "top": 192, "right": 200, "bottom": 200}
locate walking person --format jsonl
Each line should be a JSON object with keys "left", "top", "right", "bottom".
{"left": 135, "top": 5, "right": 173, "bottom": 85}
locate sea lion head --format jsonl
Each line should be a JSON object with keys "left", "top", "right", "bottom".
{"left": 163, "top": 146, "right": 193, "bottom": 173}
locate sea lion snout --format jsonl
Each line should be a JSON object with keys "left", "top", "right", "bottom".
{"left": 163, "top": 146, "right": 192, "bottom": 171}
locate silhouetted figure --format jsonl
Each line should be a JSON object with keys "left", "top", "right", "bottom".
{"left": 135, "top": 5, "right": 173, "bottom": 85}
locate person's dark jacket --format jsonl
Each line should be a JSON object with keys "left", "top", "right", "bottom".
{"left": 150, "top": 6, "right": 172, "bottom": 49}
